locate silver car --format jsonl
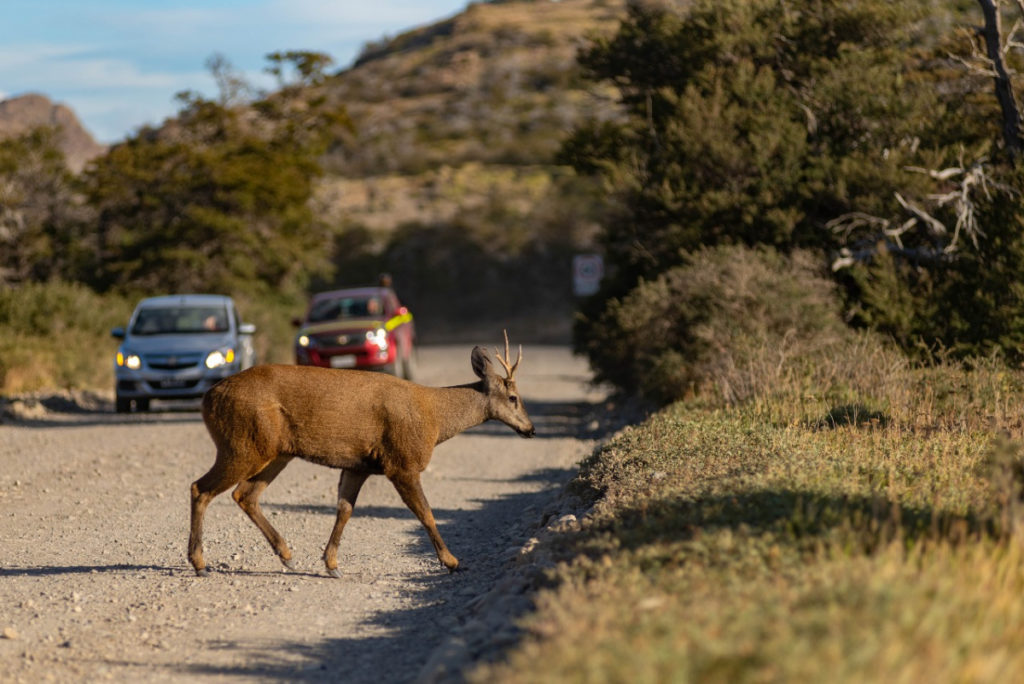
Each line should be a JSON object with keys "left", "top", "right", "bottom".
{"left": 111, "top": 294, "right": 256, "bottom": 412}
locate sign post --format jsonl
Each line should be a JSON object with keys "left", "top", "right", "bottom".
{"left": 572, "top": 254, "right": 604, "bottom": 297}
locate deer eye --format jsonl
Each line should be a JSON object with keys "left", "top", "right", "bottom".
{"left": 509, "top": 395, "right": 519, "bottom": 407}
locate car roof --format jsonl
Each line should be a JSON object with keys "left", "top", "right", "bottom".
{"left": 309, "top": 287, "right": 393, "bottom": 302}
{"left": 136, "top": 294, "right": 234, "bottom": 308}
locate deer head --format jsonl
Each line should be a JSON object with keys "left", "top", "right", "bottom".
{"left": 471, "top": 331, "right": 535, "bottom": 438}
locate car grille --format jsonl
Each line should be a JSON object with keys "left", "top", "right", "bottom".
{"left": 147, "top": 353, "right": 202, "bottom": 370}
{"left": 312, "top": 332, "right": 358, "bottom": 348}
{"left": 150, "top": 378, "right": 201, "bottom": 390}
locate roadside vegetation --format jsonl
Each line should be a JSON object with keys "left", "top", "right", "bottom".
{"left": 0, "top": 281, "right": 132, "bottom": 392}
{"left": 568, "top": 0, "right": 1024, "bottom": 392}
{"left": 473, "top": 1, "right": 1024, "bottom": 678}
{"left": 476, "top": 338, "right": 1024, "bottom": 681}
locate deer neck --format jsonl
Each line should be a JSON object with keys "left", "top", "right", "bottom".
{"left": 434, "top": 383, "right": 489, "bottom": 444}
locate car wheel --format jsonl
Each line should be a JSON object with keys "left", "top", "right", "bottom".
{"left": 115, "top": 396, "right": 131, "bottom": 413}
{"left": 136, "top": 398, "right": 151, "bottom": 412}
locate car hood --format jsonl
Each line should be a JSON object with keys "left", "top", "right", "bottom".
{"left": 300, "top": 319, "right": 383, "bottom": 335}
{"left": 122, "top": 332, "right": 236, "bottom": 354}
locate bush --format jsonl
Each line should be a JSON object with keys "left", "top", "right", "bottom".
{"left": 0, "top": 281, "right": 133, "bottom": 393}
{"left": 580, "top": 245, "right": 854, "bottom": 404}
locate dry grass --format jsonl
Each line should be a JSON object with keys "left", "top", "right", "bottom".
{"left": 0, "top": 283, "right": 300, "bottom": 395}
{"left": 474, "top": 342, "right": 1024, "bottom": 682}
{"left": 324, "top": 0, "right": 624, "bottom": 179}
{"left": 0, "top": 282, "right": 133, "bottom": 394}
{"left": 315, "top": 163, "right": 561, "bottom": 236}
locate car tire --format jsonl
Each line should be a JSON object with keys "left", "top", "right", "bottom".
{"left": 115, "top": 396, "right": 131, "bottom": 413}
{"left": 136, "top": 398, "right": 151, "bottom": 412}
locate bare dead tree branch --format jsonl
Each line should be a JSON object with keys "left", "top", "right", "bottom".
{"left": 977, "top": 0, "right": 1024, "bottom": 160}
{"left": 829, "top": 157, "right": 1010, "bottom": 270}
{"left": 895, "top": 192, "right": 948, "bottom": 237}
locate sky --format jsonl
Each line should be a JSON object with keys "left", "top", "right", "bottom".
{"left": 0, "top": 0, "right": 470, "bottom": 143}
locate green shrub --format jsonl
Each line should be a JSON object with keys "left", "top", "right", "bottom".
{"left": 580, "top": 245, "right": 853, "bottom": 403}
{"left": 0, "top": 281, "right": 133, "bottom": 393}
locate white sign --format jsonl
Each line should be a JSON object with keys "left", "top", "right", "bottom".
{"left": 573, "top": 254, "right": 604, "bottom": 297}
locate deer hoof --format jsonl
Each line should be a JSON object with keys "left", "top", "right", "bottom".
{"left": 194, "top": 567, "right": 209, "bottom": 577}
{"left": 280, "top": 558, "right": 296, "bottom": 571}
{"left": 326, "top": 568, "right": 342, "bottom": 579}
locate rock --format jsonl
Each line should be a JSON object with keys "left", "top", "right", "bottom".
{"left": 0, "top": 94, "right": 106, "bottom": 172}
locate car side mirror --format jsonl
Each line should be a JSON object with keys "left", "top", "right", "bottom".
{"left": 239, "top": 323, "right": 256, "bottom": 335}
{"left": 111, "top": 327, "right": 125, "bottom": 339}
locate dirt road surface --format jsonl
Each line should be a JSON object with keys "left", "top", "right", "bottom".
{"left": 0, "top": 345, "right": 606, "bottom": 683}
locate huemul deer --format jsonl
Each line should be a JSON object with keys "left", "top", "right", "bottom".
{"left": 187, "top": 334, "right": 535, "bottom": 577}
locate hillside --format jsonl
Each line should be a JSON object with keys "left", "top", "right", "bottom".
{"left": 316, "top": 0, "right": 624, "bottom": 239}
{"left": 0, "top": 93, "right": 106, "bottom": 172}
{"left": 301, "top": 0, "right": 628, "bottom": 342}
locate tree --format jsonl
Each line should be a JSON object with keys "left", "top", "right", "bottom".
{"left": 564, "top": 0, "right": 1024, "bottom": 369}
{"left": 82, "top": 52, "right": 351, "bottom": 297}
{"left": 975, "top": 0, "right": 1024, "bottom": 160}
{"left": 0, "top": 126, "right": 89, "bottom": 284}
{"left": 565, "top": 1, "right": 973, "bottom": 303}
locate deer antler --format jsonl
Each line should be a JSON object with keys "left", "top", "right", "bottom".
{"left": 494, "top": 329, "right": 521, "bottom": 379}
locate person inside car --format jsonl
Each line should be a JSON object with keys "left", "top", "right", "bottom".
{"left": 202, "top": 313, "right": 226, "bottom": 331}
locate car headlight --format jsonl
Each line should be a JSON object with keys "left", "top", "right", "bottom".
{"left": 116, "top": 350, "right": 142, "bottom": 370}
{"left": 205, "top": 348, "right": 235, "bottom": 369}
{"left": 298, "top": 334, "right": 311, "bottom": 348}
{"left": 366, "top": 328, "right": 388, "bottom": 351}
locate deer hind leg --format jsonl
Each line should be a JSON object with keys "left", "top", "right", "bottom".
{"left": 388, "top": 471, "right": 459, "bottom": 572}
{"left": 232, "top": 455, "right": 295, "bottom": 570}
{"left": 323, "top": 469, "right": 370, "bottom": 578}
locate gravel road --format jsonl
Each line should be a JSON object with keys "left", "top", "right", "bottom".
{"left": 0, "top": 344, "right": 606, "bottom": 683}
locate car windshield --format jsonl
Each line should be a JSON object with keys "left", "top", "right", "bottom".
{"left": 307, "top": 297, "right": 382, "bottom": 323}
{"left": 130, "top": 306, "right": 230, "bottom": 335}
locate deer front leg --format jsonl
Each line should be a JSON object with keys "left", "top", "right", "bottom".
{"left": 388, "top": 471, "right": 459, "bottom": 572}
{"left": 323, "top": 469, "right": 369, "bottom": 578}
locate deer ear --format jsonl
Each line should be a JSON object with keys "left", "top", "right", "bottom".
{"left": 471, "top": 346, "right": 494, "bottom": 379}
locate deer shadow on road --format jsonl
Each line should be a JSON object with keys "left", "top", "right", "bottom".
{"left": 2, "top": 397, "right": 616, "bottom": 683}
{"left": 169, "top": 399, "right": 610, "bottom": 683}
{"left": 167, "top": 481, "right": 570, "bottom": 684}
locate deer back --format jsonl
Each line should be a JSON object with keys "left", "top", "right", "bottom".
{"left": 202, "top": 364, "right": 483, "bottom": 474}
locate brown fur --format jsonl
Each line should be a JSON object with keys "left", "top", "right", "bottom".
{"left": 187, "top": 342, "right": 534, "bottom": 577}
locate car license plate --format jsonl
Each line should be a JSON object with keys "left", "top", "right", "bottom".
{"left": 329, "top": 355, "right": 356, "bottom": 368}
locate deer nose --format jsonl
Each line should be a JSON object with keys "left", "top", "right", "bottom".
{"left": 520, "top": 425, "right": 535, "bottom": 438}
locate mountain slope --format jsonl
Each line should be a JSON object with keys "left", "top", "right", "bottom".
{"left": 316, "top": 0, "right": 624, "bottom": 236}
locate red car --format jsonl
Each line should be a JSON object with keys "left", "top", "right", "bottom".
{"left": 293, "top": 287, "right": 416, "bottom": 379}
